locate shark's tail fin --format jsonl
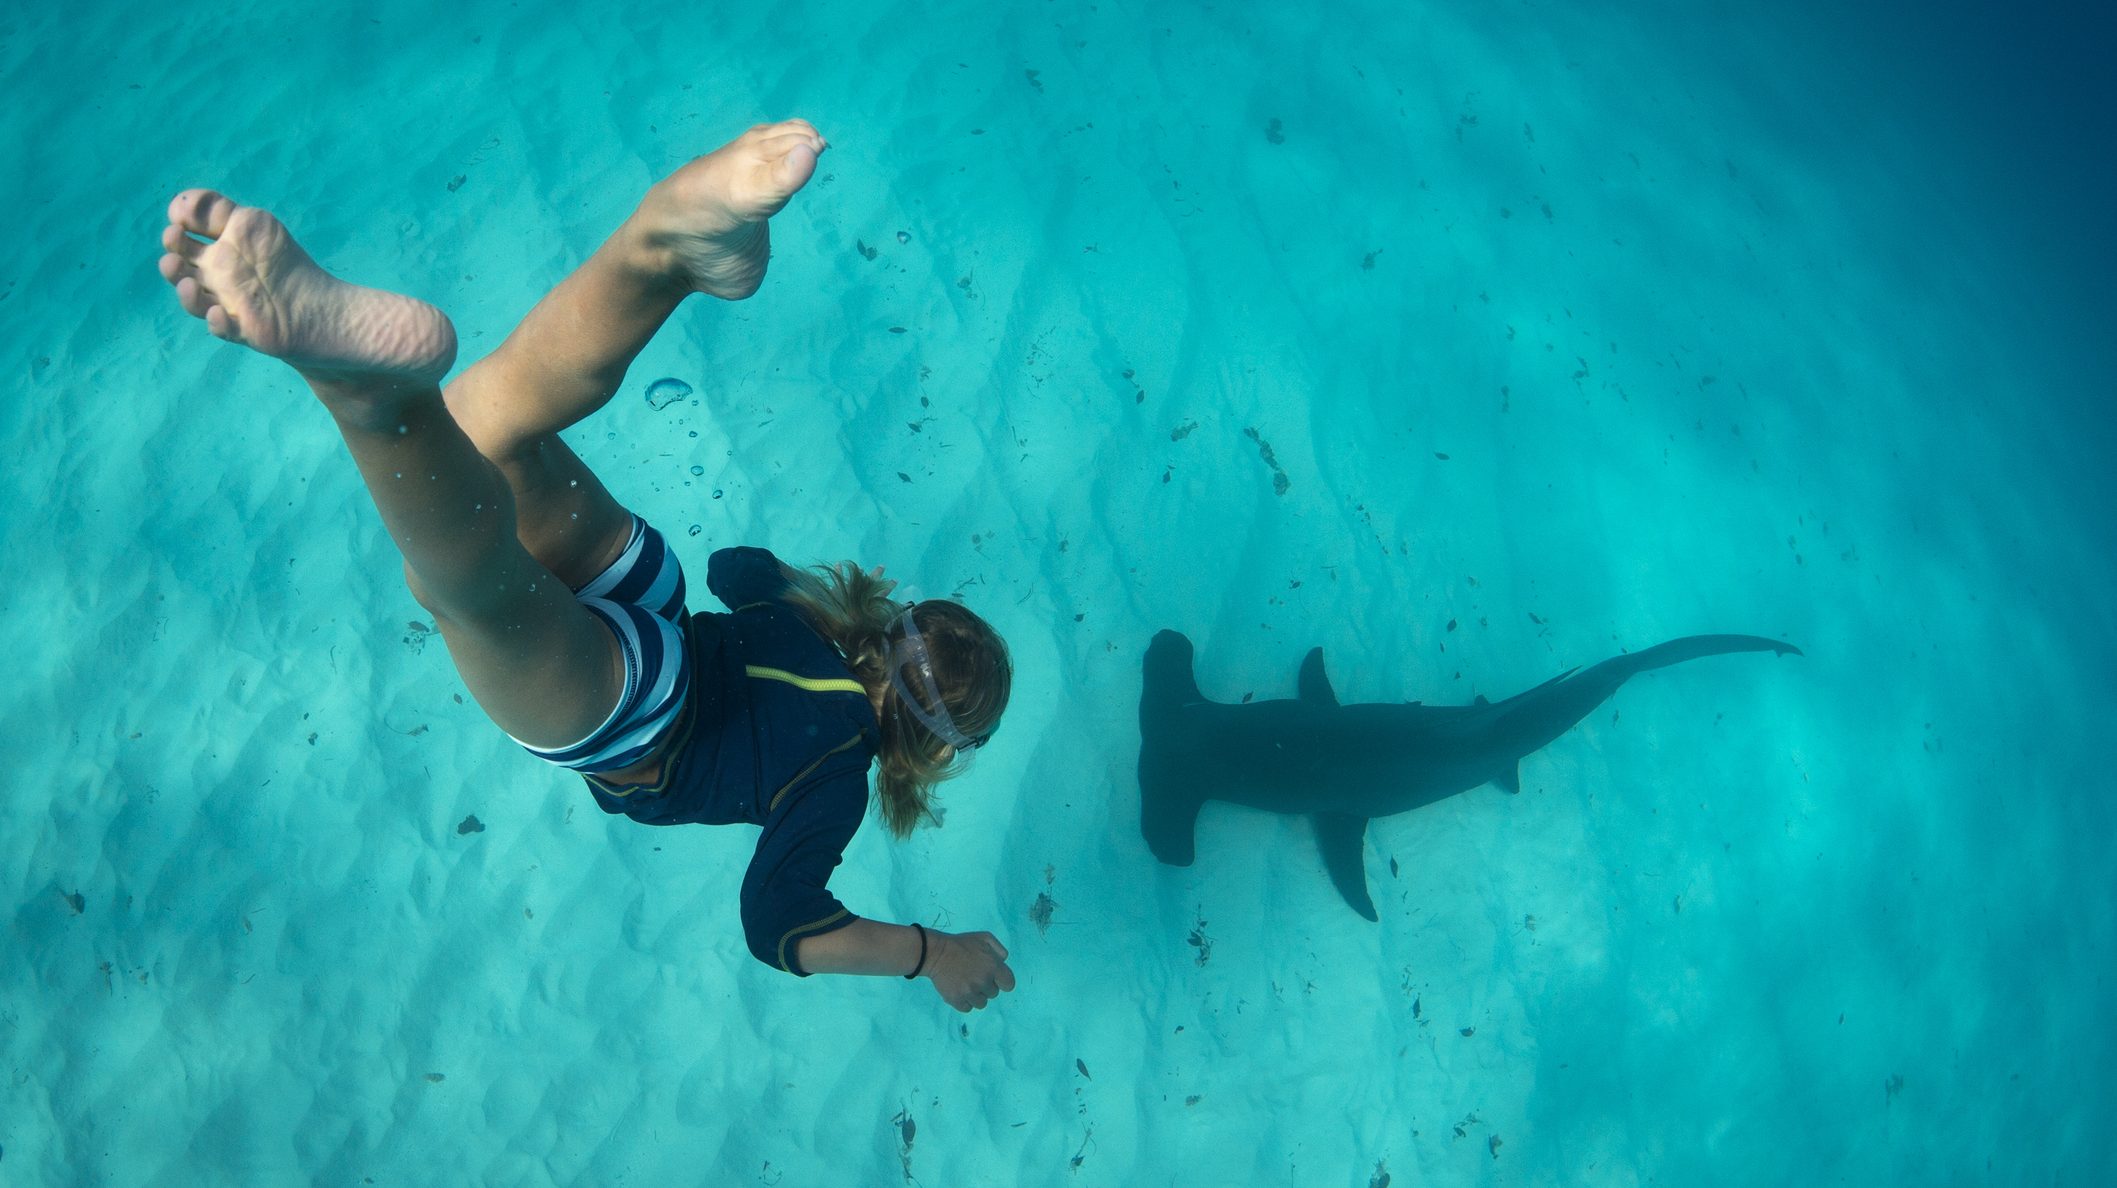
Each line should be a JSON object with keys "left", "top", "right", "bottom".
{"left": 1140, "top": 631, "right": 1206, "bottom": 865}
{"left": 1568, "top": 633, "right": 1800, "bottom": 702}
{"left": 1612, "top": 633, "right": 1802, "bottom": 672}
{"left": 1491, "top": 633, "right": 1799, "bottom": 751}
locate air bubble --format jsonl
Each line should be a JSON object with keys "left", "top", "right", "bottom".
{"left": 689, "top": 524, "right": 702, "bottom": 536}
{"left": 645, "top": 377, "right": 693, "bottom": 410}
{"left": 896, "top": 230, "right": 910, "bottom": 244}
{"left": 690, "top": 465, "right": 704, "bottom": 476}
{"left": 712, "top": 488, "right": 724, "bottom": 500}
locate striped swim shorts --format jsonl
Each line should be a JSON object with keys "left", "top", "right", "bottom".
{"left": 512, "top": 514, "right": 693, "bottom": 774}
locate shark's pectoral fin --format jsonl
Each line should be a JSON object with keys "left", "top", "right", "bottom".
{"left": 1497, "top": 763, "right": 1521, "bottom": 795}
{"left": 1312, "top": 813, "right": 1378, "bottom": 921}
{"left": 1298, "top": 648, "right": 1340, "bottom": 707}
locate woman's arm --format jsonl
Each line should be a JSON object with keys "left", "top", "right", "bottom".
{"left": 797, "top": 919, "right": 1017, "bottom": 1011}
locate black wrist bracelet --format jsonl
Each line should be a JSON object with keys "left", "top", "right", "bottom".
{"left": 906, "top": 922, "right": 928, "bottom": 980}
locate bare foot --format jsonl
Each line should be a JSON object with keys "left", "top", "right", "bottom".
{"left": 158, "top": 190, "right": 458, "bottom": 386}
{"left": 631, "top": 119, "right": 828, "bottom": 300}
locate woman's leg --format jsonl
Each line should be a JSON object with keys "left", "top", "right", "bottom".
{"left": 158, "top": 189, "right": 620, "bottom": 749}
{"left": 440, "top": 120, "right": 828, "bottom": 588}
{"left": 157, "top": 122, "right": 826, "bottom": 754}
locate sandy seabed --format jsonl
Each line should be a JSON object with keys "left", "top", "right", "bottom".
{"left": 2, "top": 1, "right": 2111, "bottom": 1184}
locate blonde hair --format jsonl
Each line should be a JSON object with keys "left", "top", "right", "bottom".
{"left": 781, "top": 562, "right": 1013, "bottom": 839}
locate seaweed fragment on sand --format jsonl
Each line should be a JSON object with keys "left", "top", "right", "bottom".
{"left": 892, "top": 1107, "right": 916, "bottom": 1181}
{"left": 1187, "top": 911, "right": 1214, "bottom": 966}
{"left": 1243, "top": 426, "right": 1291, "bottom": 495}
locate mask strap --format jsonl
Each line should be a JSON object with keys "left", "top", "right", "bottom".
{"left": 887, "top": 603, "right": 983, "bottom": 752}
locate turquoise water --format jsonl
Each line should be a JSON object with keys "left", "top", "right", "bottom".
{"left": 4, "top": 0, "right": 2112, "bottom": 1183}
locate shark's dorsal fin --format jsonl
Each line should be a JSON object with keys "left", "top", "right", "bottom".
{"left": 1497, "top": 764, "right": 1521, "bottom": 795}
{"left": 1312, "top": 813, "right": 1377, "bottom": 921}
{"left": 1298, "top": 648, "right": 1339, "bottom": 707}
{"left": 1474, "top": 693, "right": 1491, "bottom": 706}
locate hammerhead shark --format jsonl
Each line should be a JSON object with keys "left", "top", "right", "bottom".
{"left": 1137, "top": 629, "right": 1800, "bottom": 920}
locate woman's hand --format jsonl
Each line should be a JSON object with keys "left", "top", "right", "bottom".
{"left": 923, "top": 929, "right": 1015, "bottom": 1011}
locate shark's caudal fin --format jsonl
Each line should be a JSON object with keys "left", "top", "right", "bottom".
{"left": 1489, "top": 633, "right": 1801, "bottom": 758}
{"left": 1567, "top": 634, "right": 1800, "bottom": 706}
{"left": 1139, "top": 630, "right": 1207, "bottom": 865}
{"left": 1615, "top": 633, "right": 1801, "bottom": 670}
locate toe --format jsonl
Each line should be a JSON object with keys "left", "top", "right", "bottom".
{"left": 168, "top": 188, "right": 238, "bottom": 239}
{"left": 758, "top": 130, "right": 821, "bottom": 161}
{"left": 760, "top": 135, "right": 821, "bottom": 193}
{"left": 158, "top": 252, "right": 192, "bottom": 285}
{"left": 174, "top": 275, "right": 215, "bottom": 319}
{"left": 750, "top": 118, "right": 825, "bottom": 152}
{"left": 161, "top": 221, "right": 208, "bottom": 262}
{"left": 776, "top": 117, "right": 826, "bottom": 147}
{"left": 205, "top": 304, "right": 239, "bottom": 341}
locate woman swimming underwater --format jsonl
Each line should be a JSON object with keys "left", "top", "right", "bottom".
{"left": 156, "top": 120, "right": 1018, "bottom": 1012}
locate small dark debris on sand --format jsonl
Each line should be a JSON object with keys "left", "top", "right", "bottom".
{"left": 893, "top": 1106, "right": 917, "bottom": 1181}
{"left": 457, "top": 815, "right": 485, "bottom": 835}
{"left": 1187, "top": 913, "right": 1214, "bottom": 966}
{"left": 1243, "top": 427, "right": 1291, "bottom": 495}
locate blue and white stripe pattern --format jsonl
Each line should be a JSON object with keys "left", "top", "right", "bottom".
{"left": 515, "top": 514, "right": 692, "bottom": 773}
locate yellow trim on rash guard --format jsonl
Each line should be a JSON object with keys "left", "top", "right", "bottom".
{"left": 779, "top": 908, "right": 852, "bottom": 973}
{"left": 745, "top": 665, "right": 866, "bottom": 695}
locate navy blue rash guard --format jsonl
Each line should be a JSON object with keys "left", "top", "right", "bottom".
{"left": 580, "top": 546, "right": 878, "bottom": 976}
